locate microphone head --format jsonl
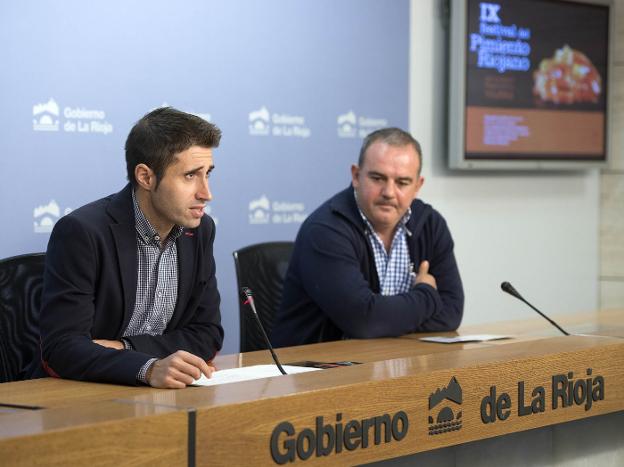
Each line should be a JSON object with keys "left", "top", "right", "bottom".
{"left": 500, "top": 281, "right": 521, "bottom": 299}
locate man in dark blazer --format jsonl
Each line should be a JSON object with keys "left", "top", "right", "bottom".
{"left": 35, "top": 107, "right": 224, "bottom": 388}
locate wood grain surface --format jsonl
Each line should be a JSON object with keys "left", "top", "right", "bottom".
{"left": 0, "top": 401, "right": 188, "bottom": 466}
{"left": 0, "top": 310, "right": 622, "bottom": 466}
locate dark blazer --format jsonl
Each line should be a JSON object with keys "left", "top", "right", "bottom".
{"left": 272, "top": 187, "right": 464, "bottom": 347}
{"left": 34, "top": 184, "right": 224, "bottom": 385}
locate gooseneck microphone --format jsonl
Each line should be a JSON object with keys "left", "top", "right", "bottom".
{"left": 500, "top": 282, "right": 569, "bottom": 336}
{"left": 240, "top": 287, "right": 287, "bottom": 375}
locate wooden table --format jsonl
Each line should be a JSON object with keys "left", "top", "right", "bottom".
{"left": 1, "top": 310, "right": 623, "bottom": 466}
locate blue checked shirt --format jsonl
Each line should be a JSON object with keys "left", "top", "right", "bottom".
{"left": 358, "top": 204, "right": 414, "bottom": 296}
{"left": 123, "top": 190, "right": 183, "bottom": 383}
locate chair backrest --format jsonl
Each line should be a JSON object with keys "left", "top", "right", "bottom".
{"left": 233, "top": 242, "right": 294, "bottom": 352}
{"left": 0, "top": 253, "right": 45, "bottom": 383}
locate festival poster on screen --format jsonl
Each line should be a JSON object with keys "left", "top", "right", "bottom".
{"left": 464, "top": 0, "right": 609, "bottom": 160}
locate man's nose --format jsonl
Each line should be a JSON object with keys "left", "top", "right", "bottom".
{"left": 197, "top": 177, "right": 212, "bottom": 202}
{"left": 380, "top": 181, "right": 396, "bottom": 198}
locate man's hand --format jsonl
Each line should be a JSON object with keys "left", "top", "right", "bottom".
{"left": 93, "top": 339, "right": 124, "bottom": 350}
{"left": 146, "top": 350, "right": 216, "bottom": 389}
{"left": 415, "top": 260, "right": 437, "bottom": 289}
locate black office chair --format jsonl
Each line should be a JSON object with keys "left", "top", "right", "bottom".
{"left": 0, "top": 253, "right": 45, "bottom": 383}
{"left": 233, "top": 242, "right": 294, "bottom": 352}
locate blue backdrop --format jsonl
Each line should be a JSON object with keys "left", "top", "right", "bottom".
{"left": 0, "top": 0, "right": 409, "bottom": 353}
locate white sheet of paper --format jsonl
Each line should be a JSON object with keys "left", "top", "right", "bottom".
{"left": 419, "top": 334, "right": 511, "bottom": 344}
{"left": 192, "top": 364, "right": 321, "bottom": 386}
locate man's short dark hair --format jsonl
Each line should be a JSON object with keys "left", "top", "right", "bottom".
{"left": 358, "top": 127, "right": 422, "bottom": 174}
{"left": 125, "top": 107, "right": 222, "bottom": 187}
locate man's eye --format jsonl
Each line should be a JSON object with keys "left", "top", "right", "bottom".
{"left": 185, "top": 173, "right": 195, "bottom": 179}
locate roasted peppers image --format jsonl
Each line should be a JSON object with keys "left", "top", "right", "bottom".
{"left": 533, "top": 45, "right": 601, "bottom": 104}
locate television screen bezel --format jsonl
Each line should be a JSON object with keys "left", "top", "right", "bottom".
{"left": 448, "top": 0, "right": 614, "bottom": 171}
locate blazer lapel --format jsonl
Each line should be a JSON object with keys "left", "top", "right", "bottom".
{"left": 107, "top": 185, "right": 138, "bottom": 331}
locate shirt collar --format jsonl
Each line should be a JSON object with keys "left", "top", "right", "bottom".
{"left": 131, "top": 189, "right": 183, "bottom": 245}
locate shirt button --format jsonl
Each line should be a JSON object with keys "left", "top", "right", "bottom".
{"left": 157, "top": 291, "right": 163, "bottom": 297}
{"left": 154, "top": 235, "right": 161, "bottom": 241}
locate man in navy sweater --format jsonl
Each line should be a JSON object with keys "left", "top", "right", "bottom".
{"left": 272, "top": 128, "right": 464, "bottom": 347}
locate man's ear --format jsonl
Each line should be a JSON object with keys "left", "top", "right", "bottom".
{"left": 351, "top": 164, "right": 360, "bottom": 188}
{"left": 414, "top": 176, "right": 425, "bottom": 198}
{"left": 134, "top": 164, "right": 156, "bottom": 191}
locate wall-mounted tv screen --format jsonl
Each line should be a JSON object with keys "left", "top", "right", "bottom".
{"left": 448, "top": 0, "right": 612, "bottom": 170}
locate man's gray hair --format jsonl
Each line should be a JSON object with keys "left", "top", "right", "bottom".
{"left": 358, "top": 127, "right": 422, "bottom": 173}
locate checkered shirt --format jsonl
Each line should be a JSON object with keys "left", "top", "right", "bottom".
{"left": 124, "top": 189, "right": 183, "bottom": 383}
{"left": 357, "top": 202, "right": 413, "bottom": 296}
